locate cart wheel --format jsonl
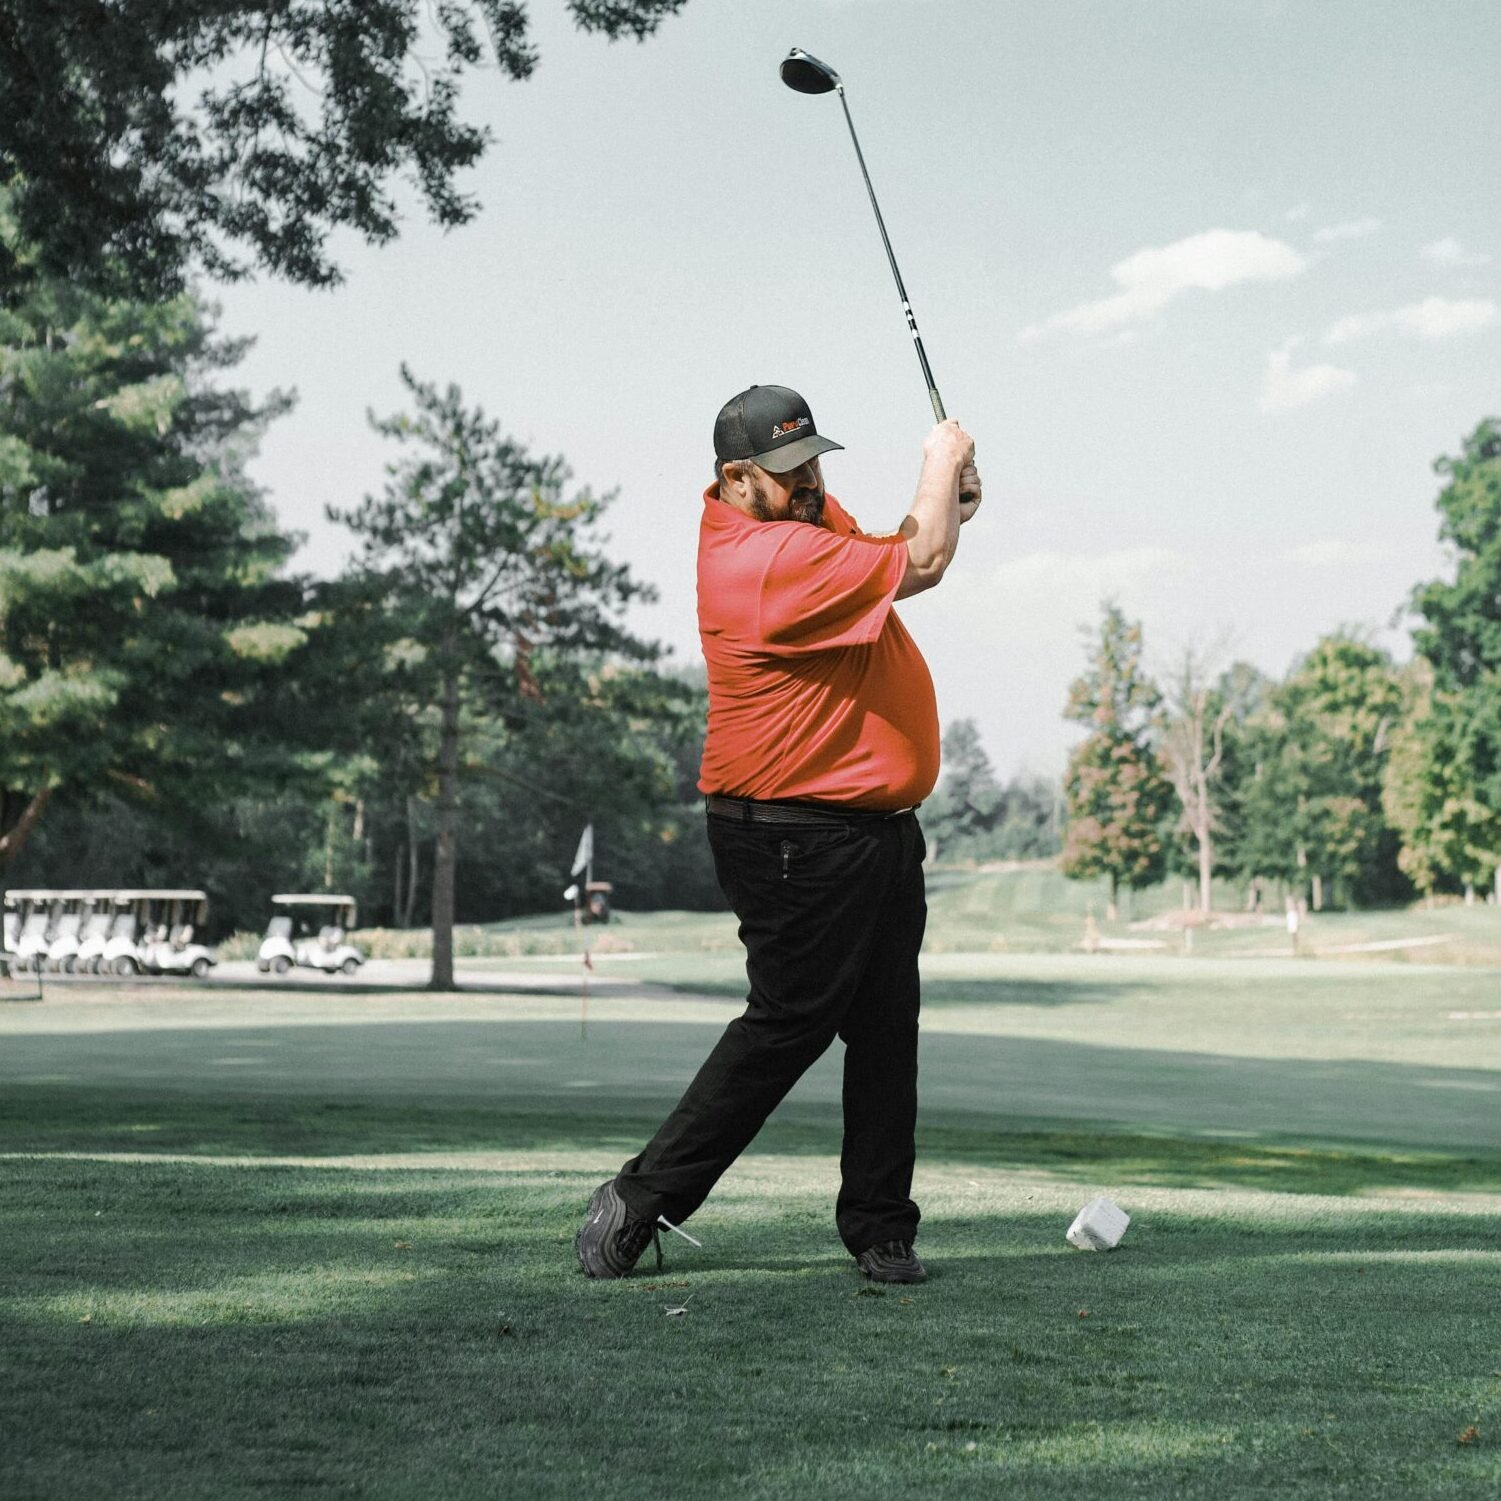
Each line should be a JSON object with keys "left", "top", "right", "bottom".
{"left": 61, "top": 956, "right": 76, "bottom": 975}
{"left": 112, "top": 956, "right": 139, "bottom": 977}
{"left": 272, "top": 956, "right": 292, "bottom": 975}
{"left": 340, "top": 957, "right": 359, "bottom": 975}
{"left": 191, "top": 957, "right": 211, "bottom": 978}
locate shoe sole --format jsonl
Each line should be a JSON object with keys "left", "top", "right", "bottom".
{"left": 856, "top": 1252, "right": 928, "bottom": 1285}
{"left": 575, "top": 1181, "right": 631, "bottom": 1279}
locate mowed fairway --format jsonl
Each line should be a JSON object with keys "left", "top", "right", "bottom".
{"left": 3, "top": 949, "right": 1499, "bottom": 1499}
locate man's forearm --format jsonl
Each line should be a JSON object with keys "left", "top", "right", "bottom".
{"left": 896, "top": 462, "right": 961, "bottom": 598}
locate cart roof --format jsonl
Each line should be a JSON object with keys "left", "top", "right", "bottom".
{"left": 271, "top": 894, "right": 357, "bottom": 907}
{"left": 112, "top": 890, "right": 209, "bottom": 901}
{"left": 3, "top": 888, "right": 112, "bottom": 902}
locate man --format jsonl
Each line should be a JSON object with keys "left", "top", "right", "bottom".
{"left": 576, "top": 384, "right": 979, "bottom": 1284}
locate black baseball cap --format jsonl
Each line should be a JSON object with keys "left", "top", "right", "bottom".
{"left": 713, "top": 385, "right": 844, "bottom": 474}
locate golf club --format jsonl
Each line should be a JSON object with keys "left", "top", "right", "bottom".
{"left": 780, "top": 47, "right": 976, "bottom": 502}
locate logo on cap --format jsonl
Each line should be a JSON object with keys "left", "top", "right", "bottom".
{"left": 772, "top": 417, "right": 811, "bottom": 439}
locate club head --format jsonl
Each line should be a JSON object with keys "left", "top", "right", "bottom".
{"left": 780, "top": 47, "right": 841, "bottom": 95}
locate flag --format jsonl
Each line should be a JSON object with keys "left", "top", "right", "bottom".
{"left": 570, "top": 822, "right": 593, "bottom": 877}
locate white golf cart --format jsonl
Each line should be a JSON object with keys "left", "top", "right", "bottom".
{"left": 4, "top": 890, "right": 59, "bottom": 973}
{"left": 96, "top": 893, "right": 148, "bottom": 976}
{"left": 135, "top": 890, "right": 217, "bottom": 978}
{"left": 257, "top": 894, "right": 365, "bottom": 976}
{"left": 44, "top": 891, "right": 94, "bottom": 973}
{"left": 75, "top": 892, "right": 125, "bottom": 974}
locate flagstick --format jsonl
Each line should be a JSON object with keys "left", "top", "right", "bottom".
{"left": 580, "top": 944, "right": 592, "bottom": 1042}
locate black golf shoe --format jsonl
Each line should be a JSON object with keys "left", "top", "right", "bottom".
{"left": 855, "top": 1240, "right": 928, "bottom": 1284}
{"left": 575, "top": 1180, "right": 665, "bottom": 1279}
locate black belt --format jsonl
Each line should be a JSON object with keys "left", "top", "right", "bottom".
{"left": 705, "top": 794, "right": 914, "bottom": 826}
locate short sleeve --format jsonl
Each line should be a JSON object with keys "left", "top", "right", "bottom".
{"left": 754, "top": 525, "right": 907, "bottom": 656}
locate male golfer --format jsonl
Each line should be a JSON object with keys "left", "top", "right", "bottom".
{"left": 576, "top": 384, "right": 978, "bottom": 1283}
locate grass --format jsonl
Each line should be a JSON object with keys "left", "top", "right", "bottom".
{"left": 212, "top": 861, "right": 1501, "bottom": 967}
{"left": 3, "top": 949, "right": 1500, "bottom": 1498}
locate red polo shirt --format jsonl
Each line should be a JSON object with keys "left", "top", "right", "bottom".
{"left": 696, "top": 486, "right": 940, "bottom": 810}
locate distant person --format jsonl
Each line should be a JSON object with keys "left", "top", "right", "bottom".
{"left": 575, "top": 385, "right": 979, "bottom": 1284}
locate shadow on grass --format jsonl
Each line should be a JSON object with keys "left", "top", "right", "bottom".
{"left": 659, "top": 973, "right": 1161, "bottom": 1007}
{"left": 3, "top": 1153, "right": 1498, "bottom": 1501}
{"left": 6, "top": 1087, "right": 1501, "bottom": 1199}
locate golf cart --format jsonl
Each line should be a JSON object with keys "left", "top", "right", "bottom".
{"left": 4, "top": 890, "right": 59, "bottom": 973}
{"left": 96, "top": 893, "right": 147, "bottom": 976}
{"left": 44, "top": 891, "right": 95, "bottom": 973}
{"left": 137, "top": 891, "right": 217, "bottom": 978}
{"left": 258, "top": 895, "right": 365, "bottom": 976}
{"left": 75, "top": 892, "right": 125, "bottom": 974}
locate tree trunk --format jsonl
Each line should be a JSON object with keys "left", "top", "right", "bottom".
{"left": 1495, "top": 865, "right": 1501, "bottom": 905}
{"left": 429, "top": 668, "right": 461, "bottom": 990}
{"left": 1311, "top": 873, "right": 1324, "bottom": 911}
{"left": 1197, "top": 827, "right": 1213, "bottom": 914}
{"left": 323, "top": 801, "right": 337, "bottom": 889}
{"left": 0, "top": 786, "right": 54, "bottom": 868}
{"left": 1106, "top": 871, "right": 1118, "bottom": 923}
{"left": 400, "top": 796, "right": 421, "bottom": 928}
{"left": 1464, "top": 881, "right": 1475, "bottom": 907}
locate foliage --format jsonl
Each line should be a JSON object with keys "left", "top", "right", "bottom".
{"left": 1274, "top": 634, "right": 1405, "bottom": 906}
{"left": 0, "top": 218, "right": 308, "bottom": 869}
{"left": 925, "top": 722, "right": 1059, "bottom": 864}
{"left": 1382, "top": 659, "right": 1501, "bottom": 899}
{"left": 1401, "top": 417, "right": 1501, "bottom": 897}
{"left": 1059, "top": 603, "right": 1170, "bottom": 913}
{"left": 1411, "top": 418, "right": 1501, "bottom": 691}
{"left": 0, "top": 0, "right": 690, "bottom": 300}
{"left": 331, "top": 367, "right": 659, "bottom": 986}
{"left": 1155, "top": 647, "right": 1236, "bottom": 913}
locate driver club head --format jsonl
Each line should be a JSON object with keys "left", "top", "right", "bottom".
{"left": 780, "top": 47, "right": 841, "bottom": 94}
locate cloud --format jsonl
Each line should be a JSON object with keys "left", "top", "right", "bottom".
{"left": 1284, "top": 203, "right": 1311, "bottom": 222}
{"left": 1422, "top": 236, "right": 1491, "bottom": 268}
{"left": 1259, "top": 339, "right": 1356, "bottom": 413}
{"left": 1323, "top": 296, "right": 1499, "bottom": 344}
{"left": 1019, "top": 229, "right": 1307, "bottom": 341}
{"left": 1312, "top": 217, "right": 1381, "bottom": 244}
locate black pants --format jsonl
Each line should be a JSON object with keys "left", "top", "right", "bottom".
{"left": 614, "top": 809, "right": 927, "bottom": 1256}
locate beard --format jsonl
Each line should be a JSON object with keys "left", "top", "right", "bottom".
{"left": 748, "top": 473, "right": 825, "bottom": 526}
{"left": 789, "top": 486, "right": 825, "bottom": 526}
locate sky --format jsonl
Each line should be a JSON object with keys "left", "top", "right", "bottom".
{"left": 213, "top": 0, "right": 1501, "bottom": 778}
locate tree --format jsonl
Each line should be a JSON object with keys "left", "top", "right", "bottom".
{"left": 0, "top": 218, "right": 307, "bottom": 873}
{"left": 332, "top": 367, "right": 655, "bottom": 988}
{"left": 925, "top": 719, "right": 1004, "bottom": 861}
{"left": 1275, "top": 634, "right": 1404, "bottom": 908}
{"left": 1412, "top": 419, "right": 1501, "bottom": 691}
{"left": 1059, "top": 603, "right": 1170, "bottom": 919}
{"left": 0, "top": 1, "right": 689, "bottom": 300}
{"left": 1157, "top": 647, "right": 1233, "bottom": 915}
{"left": 1206, "top": 663, "right": 1287, "bottom": 905}
{"left": 1405, "top": 417, "right": 1501, "bottom": 900}
{"left": 1383, "top": 665, "right": 1501, "bottom": 904}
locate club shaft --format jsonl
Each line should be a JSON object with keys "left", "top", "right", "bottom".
{"left": 837, "top": 88, "right": 946, "bottom": 423}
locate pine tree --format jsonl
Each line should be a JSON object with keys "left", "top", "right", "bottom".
{"left": 332, "top": 368, "right": 656, "bottom": 989}
{"left": 0, "top": 215, "right": 304, "bottom": 869}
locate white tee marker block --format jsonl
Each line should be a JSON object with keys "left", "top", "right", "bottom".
{"left": 1066, "top": 1195, "right": 1131, "bottom": 1251}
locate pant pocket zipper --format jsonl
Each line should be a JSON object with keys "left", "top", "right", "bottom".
{"left": 780, "top": 840, "right": 794, "bottom": 880}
